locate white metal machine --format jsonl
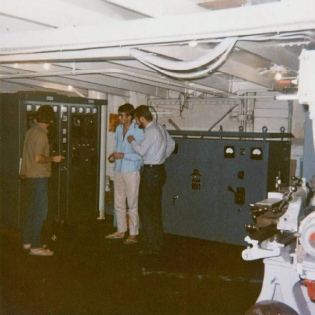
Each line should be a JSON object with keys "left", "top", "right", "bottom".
{"left": 243, "top": 49, "right": 315, "bottom": 315}
{"left": 242, "top": 177, "right": 315, "bottom": 314}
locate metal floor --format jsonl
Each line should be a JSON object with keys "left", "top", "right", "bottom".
{"left": 0, "top": 218, "right": 263, "bottom": 315}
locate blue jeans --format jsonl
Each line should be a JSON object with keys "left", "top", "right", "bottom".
{"left": 23, "top": 178, "right": 49, "bottom": 248}
{"left": 138, "top": 165, "right": 166, "bottom": 251}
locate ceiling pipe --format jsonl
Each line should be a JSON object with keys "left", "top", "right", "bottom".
{"left": 131, "top": 37, "right": 236, "bottom": 71}
{"left": 131, "top": 38, "right": 237, "bottom": 79}
{"left": 0, "top": 33, "right": 312, "bottom": 65}
{"left": 0, "top": 48, "right": 132, "bottom": 63}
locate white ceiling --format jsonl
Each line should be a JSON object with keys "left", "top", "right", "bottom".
{"left": 0, "top": 0, "right": 314, "bottom": 99}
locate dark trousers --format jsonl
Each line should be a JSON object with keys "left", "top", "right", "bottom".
{"left": 138, "top": 165, "right": 166, "bottom": 251}
{"left": 23, "top": 178, "right": 49, "bottom": 248}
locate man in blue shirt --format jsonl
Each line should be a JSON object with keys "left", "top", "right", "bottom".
{"left": 106, "top": 103, "right": 144, "bottom": 244}
{"left": 127, "top": 105, "right": 175, "bottom": 255}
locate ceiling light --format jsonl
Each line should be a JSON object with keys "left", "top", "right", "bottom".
{"left": 67, "top": 85, "right": 73, "bottom": 91}
{"left": 275, "top": 94, "right": 298, "bottom": 100}
{"left": 43, "top": 63, "right": 50, "bottom": 70}
{"left": 275, "top": 72, "right": 282, "bottom": 80}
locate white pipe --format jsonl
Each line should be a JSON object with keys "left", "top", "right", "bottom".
{"left": 98, "top": 104, "right": 107, "bottom": 220}
{"left": 132, "top": 38, "right": 237, "bottom": 79}
{"left": 0, "top": 47, "right": 132, "bottom": 63}
{"left": 0, "top": 33, "right": 311, "bottom": 65}
{"left": 130, "top": 37, "right": 236, "bottom": 71}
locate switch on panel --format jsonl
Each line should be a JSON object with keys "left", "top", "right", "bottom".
{"left": 227, "top": 186, "right": 245, "bottom": 205}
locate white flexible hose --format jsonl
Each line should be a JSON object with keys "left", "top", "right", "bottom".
{"left": 132, "top": 37, "right": 237, "bottom": 79}
{"left": 130, "top": 37, "right": 236, "bottom": 71}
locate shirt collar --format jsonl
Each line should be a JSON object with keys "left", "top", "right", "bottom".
{"left": 145, "top": 121, "right": 154, "bottom": 129}
{"left": 37, "top": 123, "right": 48, "bottom": 133}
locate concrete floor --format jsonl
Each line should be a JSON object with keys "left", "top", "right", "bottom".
{"left": 0, "top": 218, "right": 263, "bottom": 315}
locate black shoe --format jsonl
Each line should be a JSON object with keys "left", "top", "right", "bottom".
{"left": 139, "top": 249, "right": 160, "bottom": 256}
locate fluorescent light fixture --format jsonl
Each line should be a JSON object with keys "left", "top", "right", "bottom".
{"left": 275, "top": 94, "right": 298, "bottom": 100}
{"left": 275, "top": 72, "right": 282, "bottom": 80}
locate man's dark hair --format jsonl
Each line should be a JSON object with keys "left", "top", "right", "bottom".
{"left": 36, "top": 105, "right": 55, "bottom": 124}
{"left": 118, "top": 103, "right": 134, "bottom": 118}
{"left": 134, "top": 105, "right": 153, "bottom": 121}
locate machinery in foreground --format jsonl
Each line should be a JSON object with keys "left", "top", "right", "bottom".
{"left": 242, "top": 176, "right": 315, "bottom": 314}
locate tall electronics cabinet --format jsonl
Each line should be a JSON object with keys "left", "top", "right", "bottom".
{"left": 0, "top": 93, "right": 107, "bottom": 228}
{"left": 162, "top": 131, "right": 292, "bottom": 245}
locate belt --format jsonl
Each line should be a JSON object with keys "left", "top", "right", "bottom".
{"left": 143, "top": 164, "right": 164, "bottom": 168}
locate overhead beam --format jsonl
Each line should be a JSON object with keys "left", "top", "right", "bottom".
{"left": 0, "top": 0, "right": 314, "bottom": 55}
{"left": 0, "top": 0, "right": 117, "bottom": 28}
{"left": 236, "top": 41, "right": 301, "bottom": 71}
{"left": 103, "top": 0, "right": 208, "bottom": 17}
{"left": 56, "top": 61, "right": 223, "bottom": 94}
{"left": 219, "top": 58, "right": 273, "bottom": 88}
{"left": 0, "top": 65, "right": 130, "bottom": 97}
{"left": 1, "top": 61, "right": 227, "bottom": 96}
{"left": 0, "top": 48, "right": 132, "bottom": 63}
{"left": 2, "top": 78, "right": 87, "bottom": 95}
{"left": 0, "top": 68, "right": 169, "bottom": 98}
{"left": 0, "top": 80, "right": 40, "bottom": 93}
{"left": 4, "top": 77, "right": 130, "bottom": 98}
{"left": 61, "top": 74, "right": 168, "bottom": 98}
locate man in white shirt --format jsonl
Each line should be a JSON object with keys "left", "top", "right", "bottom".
{"left": 127, "top": 105, "right": 175, "bottom": 255}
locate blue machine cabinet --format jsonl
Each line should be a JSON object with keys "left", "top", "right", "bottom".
{"left": 162, "top": 131, "right": 292, "bottom": 245}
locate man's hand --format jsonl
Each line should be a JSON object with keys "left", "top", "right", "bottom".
{"left": 127, "top": 135, "right": 135, "bottom": 143}
{"left": 35, "top": 154, "right": 64, "bottom": 163}
{"left": 112, "top": 152, "right": 124, "bottom": 160}
{"left": 51, "top": 155, "right": 64, "bottom": 163}
{"left": 108, "top": 152, "right": 124, "bottom": 162}
{"left": 108, "top": 153, "right": 115, "bottom": 163}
